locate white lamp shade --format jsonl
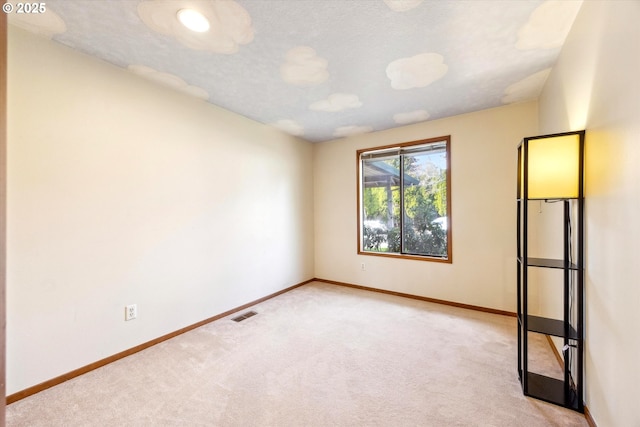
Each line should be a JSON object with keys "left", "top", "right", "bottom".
{"left": 525, "top": 134, "right": 581, "bottom": 199}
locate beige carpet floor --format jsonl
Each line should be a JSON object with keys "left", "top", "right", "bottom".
{"left": 6, "top": 281, "right": 588, "bottom": 426}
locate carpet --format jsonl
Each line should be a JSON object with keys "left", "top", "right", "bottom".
{"left": 6, "top": 281, "right": 588, "bottom": 426}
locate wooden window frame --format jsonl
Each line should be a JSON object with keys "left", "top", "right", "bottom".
{"left": 356, "top": 135, "right": 452, "bottom": 263}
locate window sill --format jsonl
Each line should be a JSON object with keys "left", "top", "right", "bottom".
{"left": 358, "top": 250, "right": 452, "bottom": 264}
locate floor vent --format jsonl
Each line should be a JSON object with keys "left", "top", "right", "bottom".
{"left": 231, "top": 311, "right": 258, "bottom": 322}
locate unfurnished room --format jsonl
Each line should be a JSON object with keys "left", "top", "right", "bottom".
{"left": 0, "top": 0, "right": 638, "bottom": 426}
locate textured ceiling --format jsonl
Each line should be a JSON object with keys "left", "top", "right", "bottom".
{"left": 9, "top": 0, "right": 583, "bottom": 142}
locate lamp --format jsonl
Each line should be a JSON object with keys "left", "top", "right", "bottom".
{"left": 516, "top": 130, "right": 586, "bottom": 411}
{"left": 520, "top": 131, "right": 585, "bottom": 199}
{"left": 177, "top": 9, "right": 210, "bottom": 33}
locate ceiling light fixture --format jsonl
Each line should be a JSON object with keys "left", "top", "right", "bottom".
{"left": 177, "top": 9, "right": 210, "bottom": 33}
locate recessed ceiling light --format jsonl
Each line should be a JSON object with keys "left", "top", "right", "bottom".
{"left": 177, "top": 9, "right": 210, "bottom": 33}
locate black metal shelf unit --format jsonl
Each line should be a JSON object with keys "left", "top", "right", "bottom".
{"left": 516, "top": 130, "right": 585, "bottom": 412}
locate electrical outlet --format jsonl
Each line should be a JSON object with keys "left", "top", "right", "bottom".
{"left": 125, "top": 304, "right": 137, "bottom": 321}
{"left": 361, "top": 262, "right": 366, "bottom": 271}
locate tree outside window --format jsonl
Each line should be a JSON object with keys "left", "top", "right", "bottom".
{"left": 358, "top": 136, "right": 451, "bottom": 262}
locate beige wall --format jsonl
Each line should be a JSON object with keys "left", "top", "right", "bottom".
{"left": 538, "top": 1, "right": 640, "bottom": 425}
{"left": 314, "top": 102, "right": 538, "bottom": 312}
{"left": 7, "top": 27, "right": 314, "bottom": 394}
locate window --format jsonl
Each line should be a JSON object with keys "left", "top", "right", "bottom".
{"left": 357, "top": 136, "right": 451, "bottom": 262}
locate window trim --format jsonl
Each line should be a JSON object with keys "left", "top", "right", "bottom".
{"left": 356, "top": 135, "right": 452, "bottom": 263}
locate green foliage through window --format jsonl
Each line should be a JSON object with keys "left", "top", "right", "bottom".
{"left": 359, "top": 137, "right": 450, "bottom": 260}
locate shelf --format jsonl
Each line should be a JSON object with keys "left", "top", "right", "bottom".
{"left": 525, "top": 372, "right": 580, "bottom": 411}
{"left": 517, "top": 131, "right": 585, "bottom": 413}
{"left": 517, "top": 197, "right": 579, "bottom": 201}
{"left": 515, "top": 131, "right": 584, "bottom": 414}
{"left": 519, "top": 315, "right": 579, "bottom": 340}
{"left": 524, "top": 257, "right": 579, "bottom": 270}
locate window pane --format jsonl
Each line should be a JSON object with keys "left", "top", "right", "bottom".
{"left": 358, "top": 136, "right": 450, "bottom": 262}
{"left": 402, "top": 146, "right": 448, "bottom": 257}
{"left": 362, "top": 157, "right": 400, "bottom": 252}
